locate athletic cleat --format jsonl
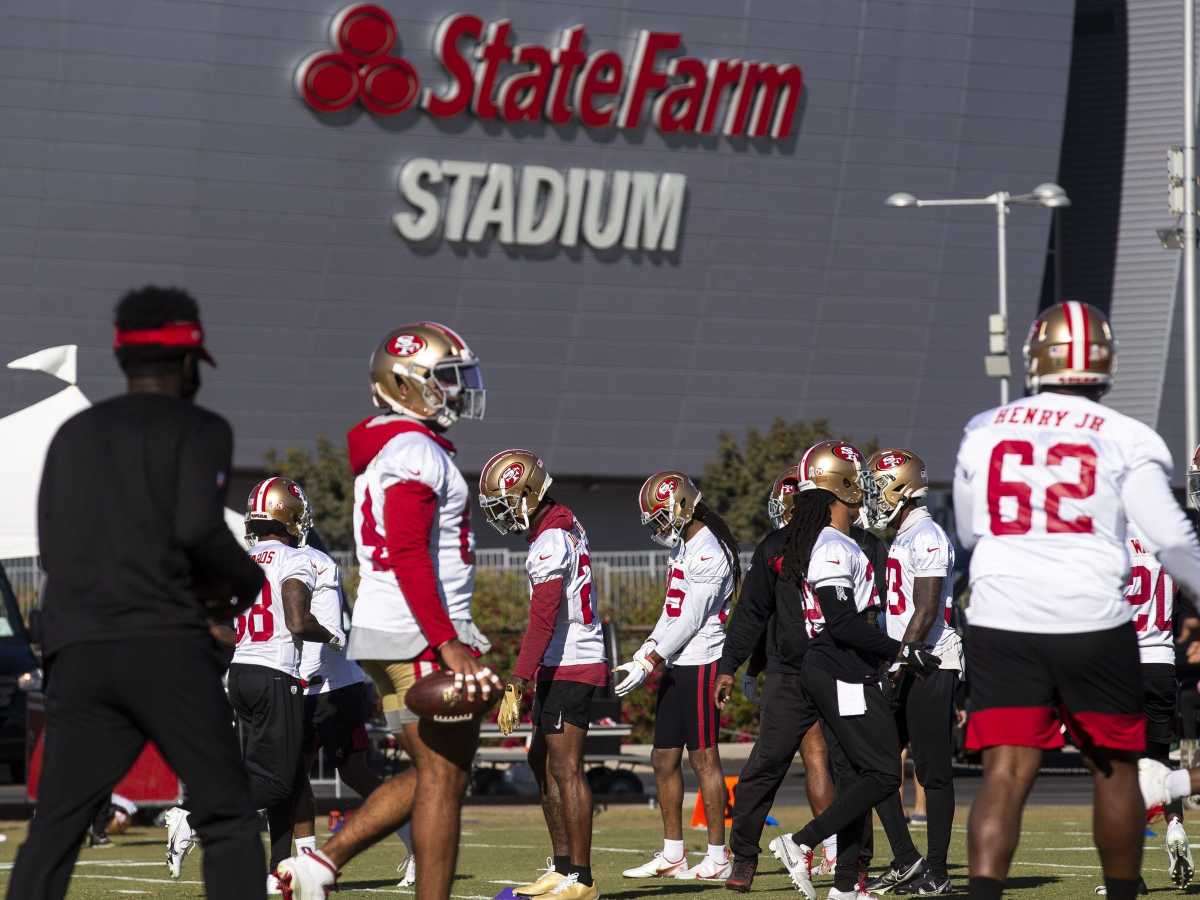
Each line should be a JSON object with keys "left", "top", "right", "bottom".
{"left": 895, "top": 873, "right": 951, "bottom": 895}
{"left": 397, "top": 854, "right": 417, "bottom": 889}
{"left": 828, "top": 886, "right": 881, "bottom": 899}
{"left": 817, "top": 844, "right": 838, "bottom": 876}
{"left": 1139, "top": 758, "right": 1175, "bottom": 810}
{"left": 267, "top": 872, "right": 282, "bottom": 895}
{"left": 1167, "top": 817, "right": 1194, "bottom": 888}
{"left": 164, "top": 806, "right": 194, "bottom": 879}
{"left": 515, "top": 858, "right": 565, "bottom": 897}
{"left": 864, "top": 858, "right": 927, "bottom": 894}
{"left": 622, "top": 851, "right": 687, "bottom": 878}
{"left": 546, "top": 873, "right": 598, "bottom": 900}
{"left": 87, "top": 830, "right": 112, "bottom": 849}
{"left": 768, "top": 833, "right": 816, "bottom": 899}
{"left": 725, "top": 856, "right": 757, "bottom": 893}
{"left": 275, "top": 848, "right": 338, "bottom": 900}
{"left": 676, "top": 851, "right": 732, "bottom": 881}
{"left": 1093, "top": 877, "right": 1149, "bottom": 895}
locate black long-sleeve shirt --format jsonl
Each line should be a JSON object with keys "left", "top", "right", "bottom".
{"left": 37, "top": 393, "right": 263, "bottom": 657}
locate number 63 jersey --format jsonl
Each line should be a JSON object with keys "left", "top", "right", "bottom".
{"left": 954, "top": 391, "right": 1173, "bottom": 634}
{"left": 232, "top": 540, "right": 315, "bottom": 678}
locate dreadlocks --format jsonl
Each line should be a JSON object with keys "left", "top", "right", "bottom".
{"left": 693, "top": 500, "right": 741, "bottom": 589}
{"left": 780, "top": 489, "right": 836, "bottom": 586}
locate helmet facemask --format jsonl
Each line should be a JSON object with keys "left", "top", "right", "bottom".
{"left": 641, "top": 503, "right": 686, "bottom": 548}
{"left": 479, "top": 491, "right": 531, "bottom": 535}
{"left": 767, "top": 495, "right": 790, "bottom": 530}
{"left": 1189, "top": 468, "right": 1200, "bottom": 510}
{"left": 864, "top": 471, "right": 927, "bottom": 531}
{"left": 375, "top": 360, "right": 486, "bottom": 429}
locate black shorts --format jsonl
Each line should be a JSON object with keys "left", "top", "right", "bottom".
{"left": 965, "top": 624, "right": 1144, "bottom": 753}
{"left": 533, "top": 679, "right": 596, "bottom": 734}
{"left": 304, "top": 682, "right": 371, "bottom": 764}
{"left": 1142, "top": 663, "right": 1178, "bottom": 750}
{"left": 226, "top": 663, "right": 306, "bottom": 808}
{"left": 654, "top": 661, "right": 720, "bottom": 751}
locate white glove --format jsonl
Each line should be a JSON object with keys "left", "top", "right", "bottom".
{"left": 633, "top": 640, "right": 656, "bottom": 662}
{"left": 327, "top": 635, "right": 345, "bottom": 653}
{"left": 613, "top": 657, "right": 655, "bottom": 697}
{"left": 740, "top": 673, "right": 761, "bottom": 706}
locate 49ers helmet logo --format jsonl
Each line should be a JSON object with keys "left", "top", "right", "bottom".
{"left": 779, "top": 481, "right": 798, "bottom": 495}
{"left": 287, "top": 483, "right": 303, "bottom": 498}
{"left": 500, "top": 462, "right": 525, "bottom": 489}
{"left": 876, "top": 452, "right": 908, "bottom": 470}
{"left": 387, "top": 333, "right": 426, "bottom": 357}
{"left": 654, "top": 477, "right": 679, "bottom": 503}
{"left": 832, "top": 444, "right": 861, "bottom": 463}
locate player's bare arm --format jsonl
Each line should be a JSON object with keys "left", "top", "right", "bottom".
{"left": 900, "top": 576, "right": 942, "bottom": 647}
{"left": 281, "top": 579, "right": 335, "bottom": 644}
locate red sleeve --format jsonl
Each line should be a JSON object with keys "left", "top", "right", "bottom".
{"left": 383, "top": 481, "right": 457, "bottom": 650}
{"left": 513, "top": 577, "right": 564, "bottom": 682}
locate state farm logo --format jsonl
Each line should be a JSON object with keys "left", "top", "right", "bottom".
{"left": 500, "top": 462, "right": 525, "bottom": 489}
{"left": 387, "top": 333, "right": 425, "bottom": 356}
{"left": 654, "top": 478, "right": 678, "bottom": 503}
{"left": 876, "top": 452, "right": 908, "bottom": 470}
{"left": 297, "top": 4, "right": 802, "bottom": 140}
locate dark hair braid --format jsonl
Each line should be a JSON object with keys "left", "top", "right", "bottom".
{"left": 693, "top": 500, "right": 741, "bottom": 589}
{"left": 780, "top": 489, "right": 835, "bottom": 586}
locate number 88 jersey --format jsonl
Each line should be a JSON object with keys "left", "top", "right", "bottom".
{"left": 232, "top": 540, "right": 316, "bottom": 678}
{"left": 1125, "top": 522, "right": 1175, "bottom": 664}
{"left": 955, "top": 391, "right": 1173, "bottom": 634}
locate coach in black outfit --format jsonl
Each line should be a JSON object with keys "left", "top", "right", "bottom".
{"left": 8, "top": 286, "right": 267, "bottom": 900}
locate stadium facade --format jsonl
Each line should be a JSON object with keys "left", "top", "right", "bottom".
{"left": 0, "top": 0, "right": 1190, "bottom": 547}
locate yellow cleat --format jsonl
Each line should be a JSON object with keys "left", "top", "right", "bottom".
{"left": 546, "top": 874, "right": 598, "bottom": 900}
{"left": 514, "top": 860, "right": 566, "bottom": 898}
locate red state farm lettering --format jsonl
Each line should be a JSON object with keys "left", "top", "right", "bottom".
{"left": 300, "top": 5, "right": 801, "bottom": 139}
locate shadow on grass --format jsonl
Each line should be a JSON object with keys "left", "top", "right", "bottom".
{"left": 338, "top": 875, "right": 470, "bottom": 889}
{"left": 603, "top": 887, "right": 742, "bottom": 899}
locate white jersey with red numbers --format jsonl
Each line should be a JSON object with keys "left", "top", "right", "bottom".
{"left": 646, "top": 526, "right": 733, "bottom": 666}
{"left": 351, "top": 416, "right": 475, "bottom": 636}
{"left": 802, "top": 526, "right": 880, "bottom": 637}
{"left": 526, "top": 516, "right": 606, "bottom": 670}
{"left": 1125, "top": 523, "right": 1176, "bottom": 665}
{"left": 883, "top": 508, "right": 961, "bottom": 670}
{"left": 954, "top": 391, "right": 1174, "bottom": 633}
{"left": 233, "top": 540, "right": 313, "bottom": 678}
{"left": 298, "top": 547, "right": 368, "bottom": 694}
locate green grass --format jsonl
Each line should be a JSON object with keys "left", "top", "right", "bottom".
{"left": 0, "top": 803, "right": 1182, "bottom": 898}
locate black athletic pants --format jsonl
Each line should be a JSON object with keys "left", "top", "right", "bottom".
{"left": 8, "top": 638, "right": 264, "bottom": 900}
{"left": 228, "top": 663, "right": 307, "bottom": 871}
{"left": 730, "top": 672, "right": 818, "bottom": 859}
{"left": 794, "top": 664, "right": 902, "bottom": 892}
{"left": 874, "top": 669, "right": 957, "bottom": 878}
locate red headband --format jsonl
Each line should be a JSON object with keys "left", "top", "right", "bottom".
{"left": 113, "top": 320, "right": 215, "bottom": 365}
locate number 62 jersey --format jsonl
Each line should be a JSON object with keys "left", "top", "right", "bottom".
{"left": 954, "top": 390, "right": 1178, "bottom": 634}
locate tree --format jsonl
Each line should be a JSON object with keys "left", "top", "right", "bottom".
{"left": 264, "top": 436, "right": 355, "bottom": 550}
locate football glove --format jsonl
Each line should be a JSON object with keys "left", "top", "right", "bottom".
{"left": 740, "top": 673, "right": 762, "bottom": 706}
{"left": 498, "top": 683, "right": 523, "bottom": 736}
{"left": 613, "top": 657, "right": 655, "bottom": 697}
{"left": 897, "top": 642, "right": 941, "bottom": 677}
{"left": 327, "top": 634, "right": 345, "bottom": 653}
{"left": 633, "top": 640, "right": 656, "bottom": 662}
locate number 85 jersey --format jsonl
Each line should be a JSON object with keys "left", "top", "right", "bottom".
{"left": 954, "top": 391, "right": 1173, "bottom": 634}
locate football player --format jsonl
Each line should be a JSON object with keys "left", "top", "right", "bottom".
{"left": 954, "top": 302, "right": 1200, "bottom": 900}
{"left": 617, "top": 472, "right": 740, "bottom": 883}
{"left": 276, "top": 323, "right": 501, "bottom": 900}
{"left": 482, "top": 449, "right": 605, "bottom": 900}
{"left": 861, "top": 449, "right": 960, "bottom": 896}
{"left": 714, "top": 465, "right": 838, "bottom": 891}
{"left": 768, "top": 441, "right": 939, "bottom": 900}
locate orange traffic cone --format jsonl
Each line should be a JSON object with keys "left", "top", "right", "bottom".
{"left": 690, "top": 775, "right": 739, "bottom": 829}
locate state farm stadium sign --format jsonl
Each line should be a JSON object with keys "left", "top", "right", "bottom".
{"left": 296, "top": 4, "right": 803, "bottom": 250}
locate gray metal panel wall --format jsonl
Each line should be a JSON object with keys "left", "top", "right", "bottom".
{"left": 0, "top": 0, "right": 1073, "bottom": 480}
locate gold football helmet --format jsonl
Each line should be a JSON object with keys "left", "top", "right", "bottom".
{"left": 864, "top": 448, "right": 928, "bottom": 529}
{"left": 1024, "top": 301, "right": 1116, "bottom": 395}
{"left": 767, "top": 465, "right": 801, "bottom": 530}
{"left": 370, "top": 322, "right": 485, "bottom": 429}
{"left": 1189, "top": 445, "right": 1200, "bottom": 509}
{"left": 638, "top": 471, "right": 701, "bottom": 548}
{"left": 797, "top": 440, "right": 864, "bottom": 506}
{"left": 478, "top": 448, "right": 553, "bottom": 535}
{"left": 245, "top": 476, "right": 313, "bottom": 545}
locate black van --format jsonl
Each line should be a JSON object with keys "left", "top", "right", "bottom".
{"left": 0, "top": 562, "right": 40, "bottom": 783}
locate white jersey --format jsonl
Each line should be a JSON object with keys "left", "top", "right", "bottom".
{"left": 297, "top": 546, "right": 368, "bottom": 694}
{"left": 883, "top": 508, "right": 961, "bottom": 670}
{"left": 232, "top": 540, "right": 313, "bottom": 678}
{"left": 802, "top": 526, "right": 880, "bottom": 637}
{"left": 1125, "top": 523, "right": 1176, "bottom": 666}
{"left": 646, "top": 526, "right": 732, "bottom": 666}
{"left": 351, "top": 417, "right": 475, "bottom": 640}
{"left": 954, "top": 391, "right": 1175, "bottom": 633}
{"left": 526, "top": 510, "right": 606, "bottom": 672}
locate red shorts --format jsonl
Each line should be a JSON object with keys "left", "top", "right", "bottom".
{"left": 965, "top": 623, "right": 1144, "bottom": 754}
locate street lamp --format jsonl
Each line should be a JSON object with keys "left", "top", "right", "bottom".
{"left": 885, "top": 183, "right": 1070, "bottom": 405}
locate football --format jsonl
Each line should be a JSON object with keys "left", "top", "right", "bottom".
{"left": 404, "top": 670, "right": 498, "bottom": 723}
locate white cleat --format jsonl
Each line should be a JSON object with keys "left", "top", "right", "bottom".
{"left": 675, "top": 852, "right": 733, "bottom": 881}
{"left": 275, "top": 848, "right": 338, "bottom": 900}
{"left": 622, "top": 851, "right": 688, "bottom": 878}
{"left": 769, "top": 833, "right": 815, "bottom": 900}
{"left": 1140, "top": 758, "right": 1175, "bottom": 809}
{"left": 163, "top": 807, "right": 194, "bottom": 879}
{"left": 828, "top": 887, "right": 881, "bottom": 899}
{"left": 267, "top": 872, "right": 282, "bottom": 895}
{"left": 1167, "top": 817, "right": 1194, "bottom": 888}
{"left": 397, "top": 854, "right": 416, "bottom": 888}
{"left": 817, "top": 845, "right": 838, "bottom": 876}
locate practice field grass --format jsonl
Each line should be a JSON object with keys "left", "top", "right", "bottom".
{"left": 0, "top": 803, "right": 1183, "bottom": 898}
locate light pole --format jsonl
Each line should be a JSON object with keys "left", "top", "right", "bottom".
{"left": 885, "top": 184, "right": 1070, "bottom": 405}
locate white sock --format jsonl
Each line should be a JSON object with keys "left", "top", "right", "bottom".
{"left": 822, "top": 834, "right": 838, "bottom": 858}
{"left": 663, "top": 839, "right": 685, "bottom": 862}
{"left": 707, "top": 843, "right": 727, "bottom": 863}
{"left": 295, "top": 835, "right": 316, "bottom": 854}
{"left": 1169, "top": 768, "right": 1192, "bottom": 801}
